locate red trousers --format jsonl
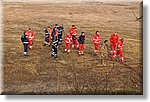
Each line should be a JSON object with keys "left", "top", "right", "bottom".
{"left": 110, "top": 43, "right": 117, "bottom": 50}
{"left": 112, "top": 49, "right": 125, "bottom": 62}
{"left": 28, "top": 39, "right": 33, "bottom": 48}
{"left": 94, "top": 43, "right": 100, "bottom": 50}
{"left": 72, "top": 40, "right": 79, "bottom": 49}
{"left": 94, "top": 43, "right": 100, "bottom": 54}
{"left": 78, "top": 44, "right": 84, "bottom": 54}
{"left": 117, "top": 50, "right": 124, "bottom": 57}
{"left": 64, "top": 43, "right": 71, "bottom": 53}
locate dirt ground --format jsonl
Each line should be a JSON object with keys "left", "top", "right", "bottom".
{"left": 2, "top": 1, "right": 142, "bottom": 94}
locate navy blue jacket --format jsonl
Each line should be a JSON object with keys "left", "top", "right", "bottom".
{"left": 78, "top": 35, "right": 85, "bottom": 44}
{"left": 57, "top": 26, "right": 64, "bottom": 35}
{"left": 21, "top": 34, "right": 28, "bottom": 45}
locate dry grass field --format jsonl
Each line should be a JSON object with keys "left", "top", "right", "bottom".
{"left": 2, "top": 1, "right": 142, "bottom": 94}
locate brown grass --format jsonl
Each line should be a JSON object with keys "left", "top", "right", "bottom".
{"left": 2, "top": 2, "right": 142, "bottom": 95}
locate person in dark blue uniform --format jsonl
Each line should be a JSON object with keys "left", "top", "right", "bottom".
{"left": 43, "top": 27, "right": 51, "bottom": 46}
{"left": 57, "top": 24, "right": 64, "bottom": 44}
{"left": 51, "top": 33, "right": 59, "bottom": 59}
{"left": 78, "top": 32, "right": 85, "bottom": 55}
{"left": 43, "top": 28, "right": 49, "bottom": 46}
{"left": 21, "top": 31, "right": 29, "bottom": 57}
{"left": 52, "top": 24, "right": 59, "bottom": 36}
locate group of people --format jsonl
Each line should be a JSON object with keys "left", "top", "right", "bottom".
{"left": 21, "top": 28, "right": 35, "bottom": 56}
{"left": 43, "top": 24, "right": 64, "bottom": 59}
{"left": 21, "top": 24, "right": 125, "bottom": 65}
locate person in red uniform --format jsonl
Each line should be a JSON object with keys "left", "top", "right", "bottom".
{"left": 69, "top": 25, "right": 76, "bottom": 35}
{"left": 69, "top": 25, "right": 79, "bottom": 49}
{"left": 112, "top": 38, "right": 125, "bottom": 63}
{"left": 110, "top": 32, "right": 119, "bottom": 54}
{"left": 71, "top": 29, "right": 79, "bottom": 49}
{"left": 93, "top": 31, "right": 100, "bottom": 55}
{"left": 26, "top": 28, "right": 35, "bottom": 49}
{"left": 64, "top": 33, "right": 72, "bottom": 54}
{"left": 78, "top": 32, "right": 85, "bottom": 55}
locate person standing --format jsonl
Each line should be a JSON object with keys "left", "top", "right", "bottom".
{"left": 78, "top": 32, "right": 85, "bottom": 55}
{"left": 93, "top": 31, "right": 101, "bottom": 55}
{"left": 51, "top": 32, "right": 59, "bottom": 59}
{"left": 71, "top": 27, "right": 79, "bottom": 50}
{"left": 26, "top": 28, "right": 35, "bottom": 49}
{"left": 112, "top": 38, "right": 125, "bottom": 63}
{"left": 69, "top": 25, "right": 76, "bottom": 35}
{"left": 110, "top": 32, "right": 119, "bottom": 55}
{"left": 100, "top": 40, "right": 109, "bottom": 66}
{"left": 21, "top": 31, "right": 28, "bottom": 57}
{"left": 43, "top": 27, "right": 52, "bottom": 46}
{"left": 57, "top": 24, "right": 64, "bottom": 44}
{"left": 64, "top": 33, "right": 72, "bottom": 54}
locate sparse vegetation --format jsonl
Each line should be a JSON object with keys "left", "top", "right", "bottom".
{"left": 2, "top": 2, "right": 142, "bottom": 95}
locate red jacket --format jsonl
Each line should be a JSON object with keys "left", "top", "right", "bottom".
{"left": 26, "top": 31, "right": 34, "bottom": 40}
{"left": 69, "top": 27, "right": 76, "bottom": 35}
{"left": 93, "top": 34, "right": 100, "bottom": 44}
{"left": 110, "top": 34, "right": 118, "bottom": 44}
{"left": 117, "top": 41, "right": 123, "bottom": 50}
{"left": 65, "top": 34, "right": 72, "bottom": 43}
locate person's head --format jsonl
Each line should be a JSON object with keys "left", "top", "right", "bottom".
{"left": 48, "top": 26, "right": 51, "bottom": 28}
{"left": 120, "top": 38, "right": 124, "bottom": 42}
{"left": 96, "top": 31, "right": 99, "bottom": 35}
{"left": 104, "top": 40, "right": 108, "bottom": 45}
{"left": 60, "top": 24, "right": 63, "bottom": 27}
{"left": 72, "top": 25, "right": 75, "bottom": 27}
{"left": 114, "top": 32, "right": 118, "bottom": 35}
{"left": 28, "top": 28, "right": 31, "bottom": 31}
{"left": 81, "top": 32, "right": 84, "bottom": 35}
{"left": 55, "top": 24, "right": 58, "bottom": 27}
{"left": 72, "top": 25, "right": 76, "bottom": 29}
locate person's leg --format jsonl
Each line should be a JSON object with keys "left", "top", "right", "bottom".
{"left": 67, "top": 43, "right": 71, "bottom": 54}
{"left": 78, "top": 44, "right": 81, "bottom": 55}
{"left": 72, "top": 40, "right": 75, "bottom": 49}
{"left": 29, "top": 39, "right": 33, "bottom": 49}
{"left": 113, "top": 43, "right": 117, "bottom": 55}
{"left": 81, "top": 44, "right": 84, "bottom": 55}
{"left": 51, "top": 45, "right": 55, "bottom": 57}
{"left": 54, "top": 46, "right": 58, "bottom": 59}
{"left": 112, "top": 49, "right": 117, "bottom": 60}
{"left": 76, "top": 40, "right": 79, "bottom": 49}
{"left": 95, "top": 43, "right": 99, "bottom": 54}
{"left": 119, "top": 50, "right": 125, "bottom": 62}
{"left": 60, "top": 34, "right": 62, "bottom": 41}
{"left": 64, "top": 43, "right": 67, "bottom": 52}
{"left": 58, "top": 34, "right": 61, "bottom": 44}
{"left": 24, "top": 44, "right": 28, "bottom": 56}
